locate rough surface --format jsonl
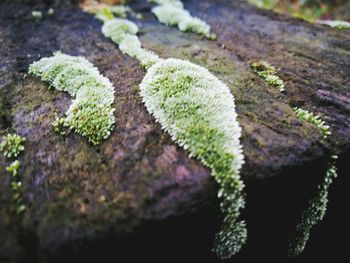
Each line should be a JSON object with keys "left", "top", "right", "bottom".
{"left": 0, "top": 0, "right": 349, "bottom": 262}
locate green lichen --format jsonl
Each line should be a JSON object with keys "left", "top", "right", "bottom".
{"left": 150, "top": 0, "right": 215, "bottom": 39}
{"left": 289, "top": 155, "right": 338, "bottom": 257}
{"left": 0, "top": 133, "right": 26, "bottom": 158}
{"left": 251, "top": 61, "right": 285, "bottom": 92}
{"left": 293, "top": 107, "right": 331, "bottom": 139}
{"left": 140, "top": 58, "right": 246, "bottom": 259}
{"left": 318, "top": 20, "right": 350, "bottom": 30}
{"left": 29, "top": 52, "right": 116, "bottom": 145}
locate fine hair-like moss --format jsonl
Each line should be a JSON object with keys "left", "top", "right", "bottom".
{"left": 140, "top": 58, "right": 246, "bottom": 258}
{"left": 97, "top": 9, "right": 246, "bottom": 258}
{"left": 0, "top": 133, "right": 26, "bottom": 215}
{"left": 251, "top": 61, "right": 285, "bottom": 92}
{"left": 293, "top": 107, "right": 331, "bottom": 139}
{"left": 29, "top": 52, "right": 116, "bottom": 145}
{"left": 101, "top": 18, "right": 161, "bottom": 68}
{"left": 150, "top": 0, "right": 215, "bottom": 39}
{"left": 289, "top": 155, "right": 338, "bottom": 257}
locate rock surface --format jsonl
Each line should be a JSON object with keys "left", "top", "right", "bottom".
{"left": 0, "top": 0, "right": 349, "bottom": 262}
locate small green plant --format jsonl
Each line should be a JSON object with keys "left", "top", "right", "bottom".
{"left": 6, "top": 160, "right": 21, "bottom": 177}
{"left": 29, "top": 52, "right": 116, "bottom": 145}
{"left": 1, "top": 133, "right": 26, "bottom": 215}
{"left": 293, "top": 107, "right": 331, "bottom": 139}
{"left": 289, "top": 155, "right": 338, "bottom": 256}
{"left": 0, "top": 134, "right": 26, "bottom": 158}
{"left": 149, "top": 0, "right": 216, "bottom": 39}
{"left": 251, "top": 61, "right": 285, "bottom": 92}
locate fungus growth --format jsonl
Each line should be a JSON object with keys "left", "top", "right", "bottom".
{"left": 149, "top": 0, "right": 215, "bottom": 39}
{"left": 251, "top": 61, "right": 285, "bottom": 92}
{"left": 97, "top": 9, "right": 246, "bottom": 259}
{"left": 29, "top": 52, "right": 116, "bottom": 145}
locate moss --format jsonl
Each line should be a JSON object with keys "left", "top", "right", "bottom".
{"left": 289, "top": 106, "right": 334, "bottom": 256}
{"left": 101, "top": 18, "right": 161, "bottom": 68}
{"left": 96, "top": 10, "right": 246, "bottom": 258}
{"left": 293, "top": 107, "right": 331, "bottom": 139}
{"left": 29, "top": 52, "right": 116, "bottom": 145}
{"left": 0, "top": 134, "right": 26, "bottom": 158}
{"left": 150, "top": 0, "right": 215, "bottom": 39}
{"left": 140, "top": 58, "right": 246, "bottom": 258}
{"left": 31, "top": 10, "right": 43, "bottom": 20}
{"left": 318, "top": 20, "right": 350, "bottom": 29}
{"left": 6, "top": 160, "right": 21, "bottom": 177}
{"left": 48, "top": 8, "right": 54, "bottom": 15}
{"left": 0, "top": 133, "right": 26, "bottom": 215}
{"left": 251, "top": 61, "right": 285, "bottom": 92}
{"left": 289, "top": 155, "right": 338, "bottom": 257}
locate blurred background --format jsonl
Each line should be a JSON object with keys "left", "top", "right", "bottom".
{"left": 247, "top": 0, "right": 350, "bottom": 22}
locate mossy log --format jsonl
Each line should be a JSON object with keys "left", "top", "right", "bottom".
{"left": 0, "top": 0, "right": 349, "bottom": 262}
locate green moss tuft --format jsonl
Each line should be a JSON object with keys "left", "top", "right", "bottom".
{"left": 150, "top": 0, "right": 215, "bottom": 39}
{"left": 97, "top": 11, "right": 246, "bottom": 258}
{"left": 140, "top": 58, "right": 246, "bottom": 258}
{"left": 101, "top": 18, "right": 162, "bottom": 68}
{"left": 289, "top": 155, "right": 338, "bottom": 257}
{"left": 251, "top": 61, "right": 285, "bottom": 92}
{"left": 293, "top": 107, "right": 331, "bottom": 139}
{"left": 6, "top": 160, "right": 21, "bottom": 177}
{"left": 29, "top": 52, "right": 116, "bottom": 145}
{"left": 0, "top": 134, "right": 26, "bottom": 158}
